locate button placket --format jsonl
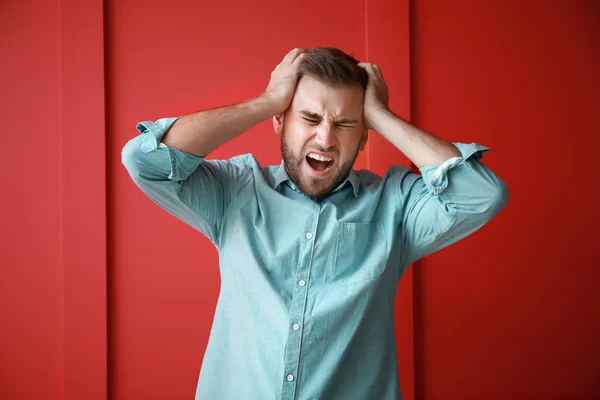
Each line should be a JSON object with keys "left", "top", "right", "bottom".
{"left": 279, "top": 202, "right": 321, "bottom": 399}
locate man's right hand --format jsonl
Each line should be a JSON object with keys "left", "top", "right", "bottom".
{"left": 262, "top": 48, "right": 307, "bottom": 115}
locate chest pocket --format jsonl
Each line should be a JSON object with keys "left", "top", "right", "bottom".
{"left": 331, "top": 221, "right": 388, "bottom": 285}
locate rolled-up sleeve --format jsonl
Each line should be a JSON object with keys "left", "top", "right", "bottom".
{"left": 121, "top": 117, "right": 252, "bottom": 244}
{"left": 398, "top": 142, "right": 509, "bottom": 266}
{"left": 130, "top": 117, "right": 207, "bottom": 181}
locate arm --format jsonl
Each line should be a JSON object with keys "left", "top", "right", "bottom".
{"left": 121, "top": 48, "right": 307, "bottom": 242}
{"left": 162, "top": 95, "right": 278, "bottom": 157}
{"left": 162, "top": 48, "right": 308, "bottom": 156}
{"left": 365, "top": 109, "right": 461, "bottom": 169}
{"left": 121, "top": 118, "right": 253, "bottom": 243}
{"left": 358, "top": 63, "right": 509, "bottom": 266}
{"left": 357, "top": 62, "right": 460, "bottom": 168}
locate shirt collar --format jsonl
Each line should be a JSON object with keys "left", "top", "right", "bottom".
{"left": 273, "top": 160, "right": 360, "bottom": 198}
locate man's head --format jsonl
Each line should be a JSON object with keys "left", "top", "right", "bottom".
{"left": 273, "top": 48, "right": 369, "bottom": 202}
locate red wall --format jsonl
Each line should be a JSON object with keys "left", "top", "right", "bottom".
{"left": 411, "top": 1, "right": 600, "bottom": 398}
{"left": 2, "top": 0, "right": 599, "bottom": 399}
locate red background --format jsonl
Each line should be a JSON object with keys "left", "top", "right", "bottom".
{"left": 2, "top": 0, "right": 599, "bottom": 399}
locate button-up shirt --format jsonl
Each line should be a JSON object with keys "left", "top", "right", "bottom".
{"left": 121, "top": 117, "right": 509, "bottom": 400}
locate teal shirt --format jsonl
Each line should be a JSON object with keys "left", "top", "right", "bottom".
{"left": 122, "top": 117, "right": 509, "bottom": 400}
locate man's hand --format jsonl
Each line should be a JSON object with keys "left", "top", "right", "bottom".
{"left": 262, "top": 48, "right": 307, "bottom": 115}
{"left": 357, "top": 62, "right": 390, "bottom": 130}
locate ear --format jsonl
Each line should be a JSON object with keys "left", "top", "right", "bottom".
{"left": 358, "top": 127, "right": 368, "bottom": 151}
{"left": 273, "top": 113, "right": 285, "bottom": 135}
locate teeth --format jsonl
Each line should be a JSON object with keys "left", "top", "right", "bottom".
{"left": 307, "top": 153, "right": 333, "bottom": 162}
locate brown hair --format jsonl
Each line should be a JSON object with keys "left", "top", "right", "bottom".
{"left": 298, "top": 47, "right": 368, "bottom": 90}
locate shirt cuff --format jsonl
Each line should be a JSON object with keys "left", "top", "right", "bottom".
{"left": 136, "top": 117, "right": 180, "bottom": 152}
{"left": 136, "top": 116, "right": 205, "bottom": 181}
{"left": 419, "top": 142, "right": 490, "bottom": 195}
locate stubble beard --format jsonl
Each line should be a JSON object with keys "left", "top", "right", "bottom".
{"left": 280, "top": 130, "right": 358, "bottom": 202}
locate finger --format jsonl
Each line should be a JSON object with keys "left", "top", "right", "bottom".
{"left": 357, "top": 63, "right": 372, "bottom": 77}
{"left": 290, "top": 52, "right": 307, "bottom": 67}
{"left": 373, "top": 64, "right": 384, "bottom": 80}
{"left": 363, "top": 65, "right": 380, "bottom": 85}
{"left": 283, "top": 48, "right": 306, "bottom": 65}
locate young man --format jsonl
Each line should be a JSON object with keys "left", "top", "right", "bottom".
{"left": 122, "top": 47, "right": 509, "bottom": 400}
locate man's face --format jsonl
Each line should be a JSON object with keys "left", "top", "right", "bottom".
{"left": 274, "top": 75, "right": 367, "bottom": 202}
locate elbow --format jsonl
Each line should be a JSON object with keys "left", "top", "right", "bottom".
{"left": 484, "top": 179, "right": 510, "bottom": 219}
{"left": 121, "top": 137, "right": 144, "bottom": 180}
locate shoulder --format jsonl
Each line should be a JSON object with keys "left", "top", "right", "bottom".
{"left": 215, "top": 153, "right": 282, "bottom": 186}
{"left": 354, "top": 165, "right": 416, "bottom": 189}
{"left": 205, "top": 153, "right": 262, "bottom": 173}
{"left": 226, "top": 153, "right": 260, "bottom": 167}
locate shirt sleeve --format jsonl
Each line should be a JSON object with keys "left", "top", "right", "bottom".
{"left": 121, "top": 117, "right": 252, "bottom": 244}
{"left": 398, "top": 142, "right": 509, "bottom": 267}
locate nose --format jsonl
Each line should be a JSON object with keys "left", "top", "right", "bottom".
{"left": 314, "top": 122, "right": 336, "bottom": 149}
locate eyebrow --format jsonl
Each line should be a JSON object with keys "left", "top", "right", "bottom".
{"left": 299, "top": 110, "right": 358, "bottom": 125}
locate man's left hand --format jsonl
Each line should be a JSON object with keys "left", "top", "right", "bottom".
{"left": 357, "top": 62, "right": 390, "bottom": 130}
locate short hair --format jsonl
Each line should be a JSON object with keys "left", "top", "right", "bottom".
{"left": 298, "top": 47, "right": 368, "bottom": 90}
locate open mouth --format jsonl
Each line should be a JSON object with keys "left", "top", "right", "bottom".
{"left": 305, "top": 152, "right": 334, "bottom": 173}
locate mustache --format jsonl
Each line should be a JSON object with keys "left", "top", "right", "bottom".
{"left": 303, "top": 145, "right": 338, "bottom": 156}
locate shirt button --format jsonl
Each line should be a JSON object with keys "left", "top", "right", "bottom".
{"left": 293, "top": 323, "right": 300, "bottom": 331}
{"left": 305, "top": 232, "right": 313, "bottom": 239}
{"left": 287, "top": 374, "right": 294, "bottom": 381}
{"left": 298, "top": 280, "right": 306, "bottom": 287}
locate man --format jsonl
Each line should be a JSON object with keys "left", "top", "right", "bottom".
{"left": 122, "top": 47, "right": 509, "bottom": 400}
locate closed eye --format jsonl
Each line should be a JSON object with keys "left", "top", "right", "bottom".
{"left": 302, "top": 118, "right": 321, "bottom": 124}
{"left": 301, "top": 117, "right": 356, "bottom": 129}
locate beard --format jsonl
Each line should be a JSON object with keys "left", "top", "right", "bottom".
{"left": 281, "top": 130, "right": 359, "bottom": 202}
